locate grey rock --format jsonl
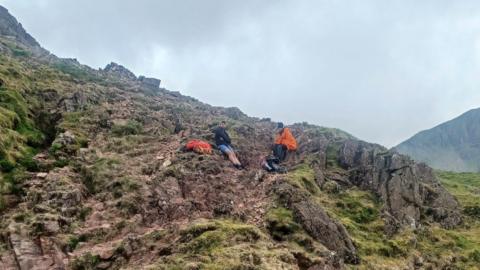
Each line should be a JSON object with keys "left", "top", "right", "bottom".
{"left": 138, "top": 75, "right": 161, "bottom": 88}
{"left": 223, "top": 107, "right": 246, "bottom": 120}
{"left": 272, "top": 181, "right": 359, "bottom": 264}
{"left": 58, "top": 91, "right": 89, "bottom": 112}
{"left": 338, "top": 139, "right": 462, "bottom": 234}
{"left": 0, "top": 5, "right": 42, "bottom": 49}
{"left": 103, "top": 62, "right": 136, "bottom": 80}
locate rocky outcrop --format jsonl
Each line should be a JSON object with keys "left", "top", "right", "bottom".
{"left": 138, "top": 75, "right": 161, "bottom": 89}
{"left": 58, "top": 91, "right": 99, "bottom": 112}
{"left": 272, "top": 181, "right": 359, "bottom": 264}
{"left": 338, "top": 140, "right": 462, "bottom": 234}
{"left": 102, "top": 62, "right": 137, "bottom": 80}
{"left": 0, "top": 6, "right": 41, "bottom": 49}
{"left": 6, "top": 225, "right": 67, "bottom": 270}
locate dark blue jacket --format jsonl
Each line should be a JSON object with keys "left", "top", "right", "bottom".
{"left": 214, "top": 127, "right": 231, "bottom": 146}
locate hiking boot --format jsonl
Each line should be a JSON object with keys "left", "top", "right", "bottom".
{"left": 234, "top": 164, "right": 244, "bottom": 170}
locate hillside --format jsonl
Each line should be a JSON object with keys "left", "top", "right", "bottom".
{"left": 395, "top": 108, "right": 480, "bottom": 172}
{"left": 0, "top": 5, "right": 478, "bottom": 270}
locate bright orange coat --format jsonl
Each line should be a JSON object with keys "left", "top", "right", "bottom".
{"left": 275, "top": 128, "right": 297, "bottom": 151}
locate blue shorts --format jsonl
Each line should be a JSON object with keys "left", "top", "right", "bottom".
{"left": 218, "top": 144, "right": 234, "bottom": 154}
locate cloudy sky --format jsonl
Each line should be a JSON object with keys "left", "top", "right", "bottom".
{"left": 1, "top": 0, "right": 480, "bottom": 147}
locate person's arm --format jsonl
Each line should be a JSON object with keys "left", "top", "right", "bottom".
{"left": 223, "top": 130, "right": 232, "bottom": 145}
{"left": 214, "top": 128, "right": 225, "bottom": 146}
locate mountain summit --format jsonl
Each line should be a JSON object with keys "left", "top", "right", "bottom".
{"left": 395, "top": 108, "right": 480, "bottom": 172}
{"left": 0, "top": 5, "right": 478, "bottom": 270}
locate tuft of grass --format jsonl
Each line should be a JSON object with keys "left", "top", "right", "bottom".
{"left": 66, "top": 234, "right": 88, "bottom": 252}
{"left": 80, "top": 157, "right": 121, "bottom": 194}
{"left": 287, "top": 164, "right": 320, "bottom": 194}
{"left": 111, "top": 120, "right": 143, "bottom": 136}
{"left": 265, "top": 207, "right": 300, "bottom": 241}
{"left": 155, "top": 219, "right": 297, "bottom": 270}
{"left": 179, "top": 219, "right": 262, "bottom": 254}
{"left": 69, "top": 252, "right": 100, "bottom": 270}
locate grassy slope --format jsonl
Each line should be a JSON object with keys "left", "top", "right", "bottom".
{"left": 0, "top": 38, "right": 111, "bottom": 210}
{"left": 0, "top": 51, "right": 45, "bottom": 209}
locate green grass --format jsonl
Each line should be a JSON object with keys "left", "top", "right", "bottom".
{"left": 437, "top": 171, "right": 480, "bottom": 211}
{"left": 111, "top": 120, "right": 143, "bottom": 136}
{"left": 154, "top": 219, "right": 299, "bottom": 270}
{"left": 265, "top": 207, "right": 301, "bottom": 241}
{"left": 69, "top": 252, "right": 100, "bottom": 270}
{"left": 287, "top": 164, "right": 320, "bottom": 194}
{"left": 53, "top": 61, "right": 100, "bottom": 83}
{"left": 0, "top": 84, "right": 45, "bottom": 210}
{"left": 80, "top": 157, "right": 121, "bottom": 194}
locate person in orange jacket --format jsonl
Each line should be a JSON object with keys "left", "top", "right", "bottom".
{"left": 273, "top": 122, "right": 297, "bottom": 162}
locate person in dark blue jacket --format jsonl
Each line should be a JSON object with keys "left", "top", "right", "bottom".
{"left": 214, "top": 121, "right": 243, "bottom": 169}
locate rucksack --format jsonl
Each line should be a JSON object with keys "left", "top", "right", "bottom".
{"left": 185, "top": 140, "right": 212, "bottom": 154}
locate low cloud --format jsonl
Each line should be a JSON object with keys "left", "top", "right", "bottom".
{"left": 2, "top": 0, "right": 480, "bottom": 147}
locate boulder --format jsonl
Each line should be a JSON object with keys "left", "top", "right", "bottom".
{"left": 272, "top": 181, "right": 359, "bottom": 264}
{"left": 50, "top": 131, "right": 78, "bottom": 157}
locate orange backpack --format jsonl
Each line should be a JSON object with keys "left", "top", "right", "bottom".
{"left": 185, "top": 140, "right": 212, "bottom": 154}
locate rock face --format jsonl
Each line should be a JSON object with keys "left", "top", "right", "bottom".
{"left": 59, "top": 91, "right": 90, "bottom": 112}
{"left": 138, "top": 75, "right": 161, "bottom": 88}
{"left": 339, "top": 140, "right": 462, "bottom": 234}
{"left": 395, "top": 108, "right": 480, "bottom": 172}
{"left": 0, "top": 6, "right": 40, "bottom": 49}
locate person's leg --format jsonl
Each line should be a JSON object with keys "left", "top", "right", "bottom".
{"left": 273, "top": 144, "right": 282, "bottom": 160}
{"left": 228, "top": 146, "right": 242, "bottom": 166}
{"left": 220, "top": 145, "right": 241, "bottom": 166}
{"left": 228, "top": 152, "right": 241, "bottom": 165}
{"left": 279, "top": 145, "right": 287, "bottom": 161}
{"left": 274, "top": 144, "right": 287, "bottom": 162}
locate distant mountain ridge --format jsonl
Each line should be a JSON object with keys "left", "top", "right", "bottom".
{"left": 395, "top": 108, "right": 480, "bottom": 172}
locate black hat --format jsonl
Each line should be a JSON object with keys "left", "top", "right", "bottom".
{"left": 277, "top": 122, "right": 284, "bottom": 129}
